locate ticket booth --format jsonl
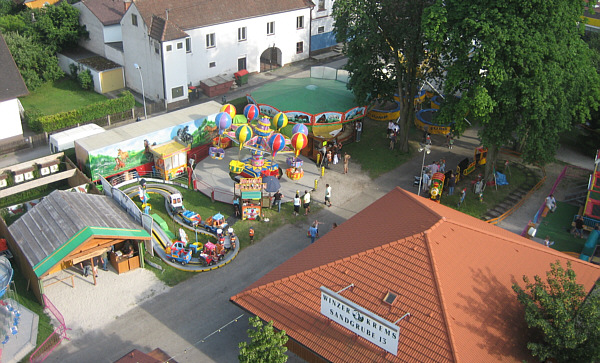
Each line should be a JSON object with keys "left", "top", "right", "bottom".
{"left": 150, "top": 139, "right": 190, "bottom": 181}
{"left": 237, "top": 177, "right": 265, "bottom": 220}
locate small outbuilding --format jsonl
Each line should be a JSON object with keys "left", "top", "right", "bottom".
{"left": 6, "top": 190, "right": 150, "bottom": 303}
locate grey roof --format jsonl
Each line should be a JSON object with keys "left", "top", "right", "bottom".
{"left": 8, "top": 190, "right": 142, "bottom": 267}
{"left": 0, "top": 33, "right": 28, "bottom": 102}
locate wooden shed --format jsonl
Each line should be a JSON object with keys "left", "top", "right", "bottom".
{"left": 6, "top": 190, "right": 150, "bottom": 303}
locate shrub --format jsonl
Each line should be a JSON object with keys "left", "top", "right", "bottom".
{"left": 69, "top": 63, "right": 78, "bottom": 78}
{"left": 25, "top": 108, "right": 44, "bottom": 132}
{"left": 77, "top": 69, "right": 93, "bottom": 90}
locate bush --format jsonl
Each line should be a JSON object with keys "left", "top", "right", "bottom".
{"left": 69, "top": 63, "right": 78, "bottom": 78}
{"left": 77, "top": 69, "right": 93, "bottom": 90}
{"left": 25, "top": 108, "right": 44, "bottom": 132}
{"left": 35, "top": 91, "right": 135, "bottom": 132}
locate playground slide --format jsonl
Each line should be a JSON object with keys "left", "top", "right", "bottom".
{"left": 579, "top": 229, "right": 599, "bottom": 261}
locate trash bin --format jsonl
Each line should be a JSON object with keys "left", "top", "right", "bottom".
{"left": 234, "top": 69, "right": 249, "bottom": 86}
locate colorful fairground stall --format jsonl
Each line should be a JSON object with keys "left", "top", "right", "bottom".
{"left": 236, "top": 177, "right": 265, "bottom": 220}
{"left": 150, "top": 139, "right": 190, "bottom": 181}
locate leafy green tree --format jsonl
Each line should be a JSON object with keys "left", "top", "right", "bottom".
{"left": 30, "top": 2, "right": 88, "bottom": 52}
{"left": 4, "top": 32, "right": 63, "bottom": 90}
{"left": 424, "top": 0, "right": 600, "bottom": 178}
{"left": 333, "top": 0, "right": 434, "bottom": 152}
{"left": 512, "top": 261, "right": 600, "bottom": 362}
{"left": 238, "top": 316, "right": 288, "bottom": 363}
{"left": 0, "top": 13, "right": 28, "bottom": 33}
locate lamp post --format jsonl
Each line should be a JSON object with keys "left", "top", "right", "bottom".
{"left": 133, "top": 63, "right": 147, "bottom": 120}
{"left": 417, "top": 144, "right": 431, "bottom": 196}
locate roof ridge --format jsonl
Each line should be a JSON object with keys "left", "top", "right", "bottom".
{"left": 423, "top": 220, "right": 460, "bottom": 362}
{"left": 441, "top": 218, "right": 600, "bottom": 269}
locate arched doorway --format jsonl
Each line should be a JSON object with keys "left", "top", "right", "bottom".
{"left": 260, "top": 46, "right": 282, "bottom": 72}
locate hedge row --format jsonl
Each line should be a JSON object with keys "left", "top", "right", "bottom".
{"left": 28, "top": 91, "right": 135, "bottom": 133}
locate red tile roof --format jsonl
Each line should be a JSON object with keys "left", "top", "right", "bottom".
{"left": 133, "top": 0, "right": 312, "bottom": 41}
{"left": 231, "top": 187, "right": 600, "bottom": 363}
{"left": 81, "top": 0, "right": 126, "bottom": 26}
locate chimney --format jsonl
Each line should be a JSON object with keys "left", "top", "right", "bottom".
{"left": 165, "top": 8, "right": 169, "bottom": 20}
{"left": 124, "top": 0, "right": 132, "bottom": 12}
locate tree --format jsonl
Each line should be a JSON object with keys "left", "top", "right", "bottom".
{"left": 30, "top": 2, "right": 88, "bottom": 52}
{"left": 424, "top": 0, "right": 600, "bottom": 179}
{"left": 512, "top": 261, "right": 600, "bottom": 362}
{"left": 238, "top": 316, "right": 288, "bottom": 363}
{"left": 333, "top": 0, "right": 434, "bottom": 152}
{"left": 4, "top": 32, "right": 63, "bottom": 90}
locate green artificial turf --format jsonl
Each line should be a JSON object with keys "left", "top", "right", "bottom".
{"left": 536, "top": 201, "right": 586, "bottom": 253}
{"left": 19, "top": 77, "right": 107, "bottom": 116}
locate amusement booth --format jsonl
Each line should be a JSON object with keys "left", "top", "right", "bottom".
{"left": 236, "top": 177, "right": 265, "bottom": 220}
{"left": 150, "top": 139, "right": 190, "bottom": 181}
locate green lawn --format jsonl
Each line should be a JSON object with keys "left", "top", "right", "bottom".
{"left": 440, "top": 164, "right": 529, "bottom": 218}
{"left": 19, "top": 78, "right": 107, "bottom": 115}
{"left": 344, "top": 118, "right": 417, "bottom": 178}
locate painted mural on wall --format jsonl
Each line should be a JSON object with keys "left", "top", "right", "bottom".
{"left": 248, "top": 94, "right": 366, "bottom": 126}
{"left": 285, "top": 111, "right": 312, "bottom": 124}
{"left": 314, "top": 112, "right": 342, "bottom": 124}
{"left": 87, "top": 115, "right": 217, "bottom": 180}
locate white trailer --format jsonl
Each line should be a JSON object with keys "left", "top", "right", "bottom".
{"left": 49, "top": 124, "right": 105, "bottom": 153}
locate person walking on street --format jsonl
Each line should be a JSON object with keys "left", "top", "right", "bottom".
{"left": 325, "top": 184, "right": 332, "bottom": 207}
{"left": 355, "top": 120, "right": 362, "bottom": 142}
{"left": 448, "top": 171, "right": 456, "bottom": 196}
{"left": 343, "top": 152, "right": 351, "bottom": 174}
{"left": 303, "top": 190, "right": 311, "bottom": 215}
{"left": 293, "top": 191, "right": 301, "bottom": 216}
{"left": 309, "top": 224, "right": 319, "bottom": 244}
{"left": 273, "top": 190, "right": 283, "bottom": 213}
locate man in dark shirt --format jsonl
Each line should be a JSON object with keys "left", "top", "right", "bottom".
{"left": 273, "top": 190, "right": 283, "bottom": 213}
{"left": 448, "top": 171, "right": 456, "bottom": 196}
{"left": 574, "top": 216, "right": 585, "bottom": 238}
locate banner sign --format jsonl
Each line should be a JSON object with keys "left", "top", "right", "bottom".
{"left": 320, "top": 286, "right": 399, "bottom": 355}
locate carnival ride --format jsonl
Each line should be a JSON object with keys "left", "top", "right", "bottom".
{"left": 124, "top": 183, "right": 239, "bottom": 272}
{"left": 218, "top": 103, "right": 310, "bottom": 181}
{"left": 0, "top": 257, "right": 21, "bottom": 346}
{"left": 417, "top": 146, "right": 488, "bottom": 199}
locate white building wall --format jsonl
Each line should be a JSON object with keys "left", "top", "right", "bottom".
{"left": 105, "top": 45, "right": 124, "bottom": 65}
{"left": 162, "top": 39, "right": 190, "bottom": 104}
{"left": 103, "top": 25, "right": 122, "bottom": 43}
{"left": 185, "top": 8, "right": 311, "bottom": 84}
{"left": 121, "top": 5, "right": 165, "bottom": 102}
{"left": 75, "top": 3, "right": 106, "bottom": 56}
{"left": 0, "top": 99, "right": 23, "bottom": 140}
